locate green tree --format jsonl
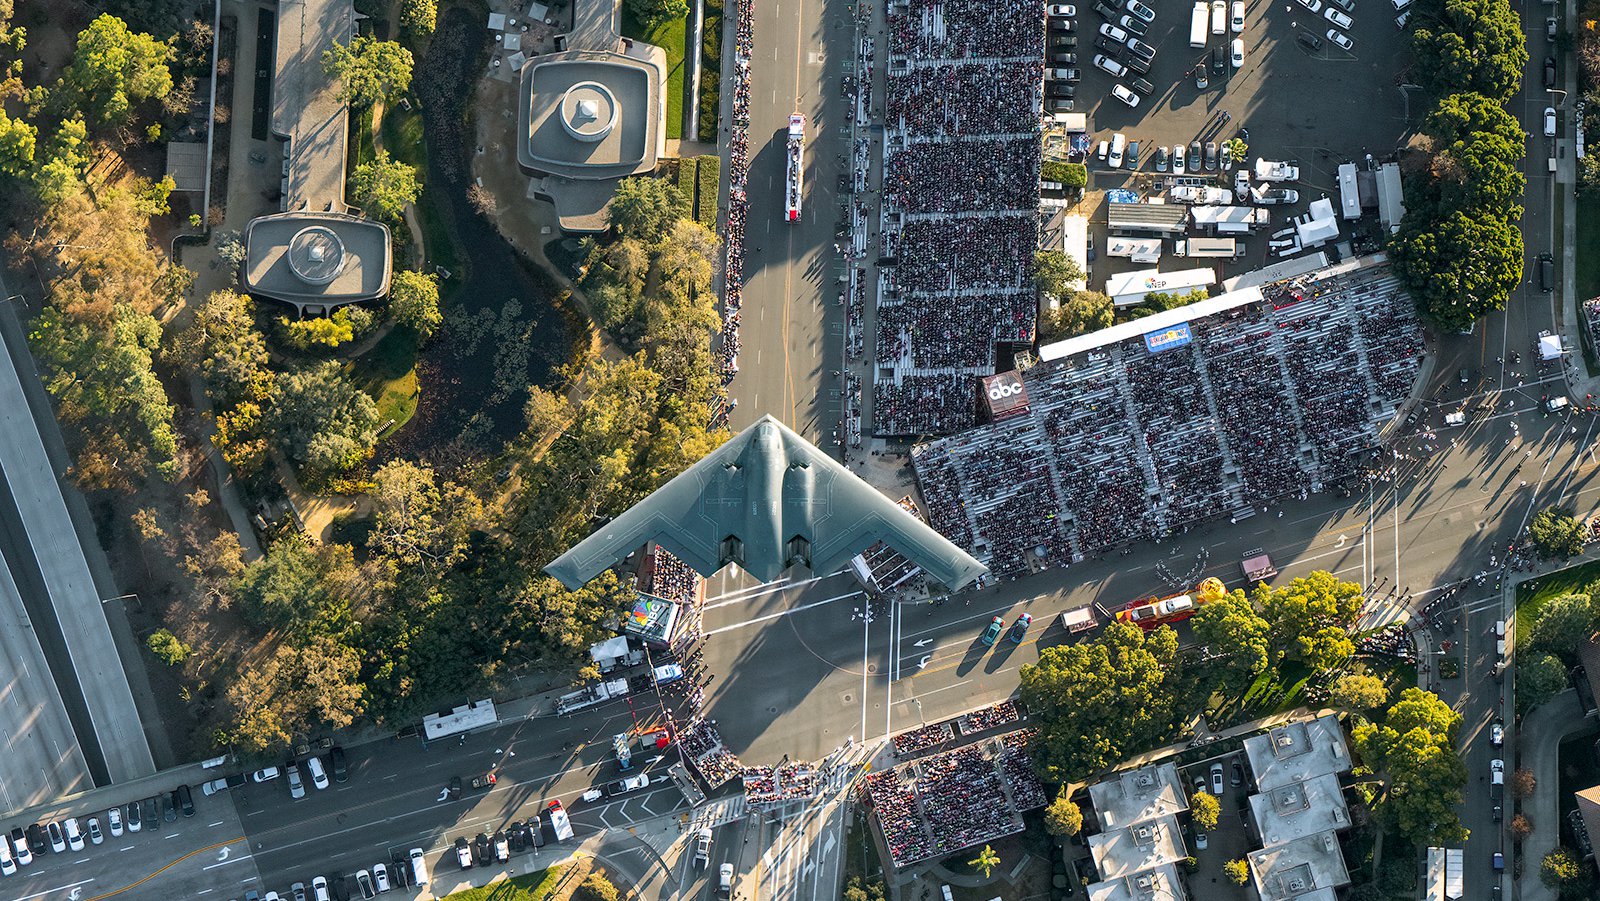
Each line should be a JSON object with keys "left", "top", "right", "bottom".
{"left": 399, "top": 0, "right": 438, "bottom": 39}
{"left": 369, "top": 460, "right": 482, "bottom": 569}
{"left": 1529, "top": 506, "right": 1587, "bottom": 559}
{"left": 171, "top": 290, "right": 273, "bottom": 405}
{"left": 1540, "top": 846, "right": 1593, "bottom": 898}
{"left": 575, "top": 873, "right": 620, "bottom": 901}
{"left": 147, "top": 628, "right": 191, "bottom": 665}
{"left": 1191, "top": 790, "right": 1220, "bottom": 831}
{"left": 1033, "top": 249, "right": 1084, "bottom": 299}
{"left": 271, "top": 361, "right": 381, "bottom": 477}
{"left": 1020, "top": 621, "right": 1182, "bottom": 782}
{"left": 1256, "top": 571, "right": 1363, "bottom": 670}
{"left": 1412, "top": 0, "right": 1528, "bottom": 102}
{"left": 1189, "top": 590, "right": 1271, "bottom": 692}
{"left": 1039, "top": 290, "right": 1113, "bottom": 340}
{"left": 1530, "top": 593, "right": 1596, "bottom": 656}
{"left": 350, "top": 149, "right": 420, "bottom": 224}
{"left": 1042, "top": 159, "right": 1087, "bottom": 188}
{"left": 968, "top": 845, "right": 1001, "bottom": 879}
{"left": 320, "top": 35, "right": 413, "bottom": 108}
{"left": 236, "top": 538, "right": 358, "bottom": 633}
{"left": 1352, "top": 687, "right": 1469, "bottom": 845}
{"left": 0, "top": 106, "right": 35, "bottom": 177}
{"left": 1223, "top": 859, "right": 1250, "bottom": 886}
{"left": 283, "top": 311, "right": 355, "bottom": 349}
{"left": 33, "top": 116, "right": 89, "bottom": 204}
{"left": 624, "top": 0, "right": 691, "bottom": 26}
{"left": 1390, "top": 206, "right": 1523, "bottom": 332}
{"left": 1223, "top": 138, "right": 1248, "bottom": 164}
{"left": 388, "top": 269, "right": 442, "bottom": 339}
{"left": 1518, "top": 652, "right": 1570, "bottom": 714}
{"left": 60, "top": 13, "right": 174, "bottom": 129}
{"left": 1329, "top": 673, "right": 1390, "bottom": 711}
{"left": 1044, "top": 792, "right": 1083, "bottom": 836}
{"left": 608, "top": 175, "right": 689, "bottom": 243}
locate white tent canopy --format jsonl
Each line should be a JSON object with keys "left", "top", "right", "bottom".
{"left": 1541, "top": 334, "right": 1563, "bottom": 360}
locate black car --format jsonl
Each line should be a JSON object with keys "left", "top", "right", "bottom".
{"left": 448, "top": 776, "right": 462, "bottom": 800}
{"left": 473, "top": 833, "right": 491, "bottom": 867}
{"left": 1296, "top": 31, "right": 1323, "bottom": 52}
{"left": 1051, "top": 17, "right": 1076, "bottom": 31}
{"left": 331, "top": 876, "right": 351, "bottom": 901}
{"left": 1094, "top": 0, "right": 1119, "bottom": 17}
{"left": 1188, "top": 141, "right": 1203, "bottom": 171}
{"left": 1124, "top": 53, "right": 1151, "bottom": 75}
{"left": 1545, "top": 56, "right": 1558, "bottom": 89}
{"left": 162, "top": 793, "right": 177, "bottom": 822}
{"left": 1053, "top": 52, "right": 1079, "bottom": 65}
{"left": 330, "top": 746, "right": 348, "bottom": 783}
{"left": 389, "top": 853, "right": 412, "bottom": 888}
{"left": 1210, "top": 46, "right": 1224, "bottom": 74}
{"left": 25, "top": 824, "right": 45, "bottom": 855}
{"left": 1131, "top": 76, "right": 1154, "bottom": 95}
{"left": 141, "top": 797, "right": 159, "bottom": 830}
{"left": 1048, "top": 83, "right": 1076, "bottom": 99}
{"left": 523, "top": 820, "right": 543, "bottom": 848}
{"left": 176, "top": 784, "right": 195, "bottom": 817}
{"left": 1050, "top": 99, "right": 1075, "bottom": 113}
{"left": 1051, "top": 34, "right": 1078, "bottom": 48}
{"left": 1093, "top": 35, "right": 1119, "bottom": 53}
{"left": 508, "top": 821, "right": 528, "bottom": 853}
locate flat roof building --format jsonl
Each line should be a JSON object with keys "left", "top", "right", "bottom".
{"left": 244, "top": 212, "right": 392, "bottom": 313}
{"left": 1088, "top": 763, "right": 1188, "bottom": 831}
{"left": 1247, "top": 831, "right": 1350, "bottom": 901}
{"left": 1089, "top": 816, "right": 1188, "bottom": 880}
{"left": 1250, "top": 773, "right": 1351, "bottom": 846}
{"left": 1107, "top": 201, "right": 1189, "bottom": 236}
{"left": 1243, "top": 714, "right": 1350, "bottom": 791}
{"left": 1086, "top": 865, "right": 1184, "bottom": 901}
{"left": 1085, "top": 763, "right": 1191, "bottom": 900}
{"left": 271, "top": 0, "right": 353, "bottom": 212}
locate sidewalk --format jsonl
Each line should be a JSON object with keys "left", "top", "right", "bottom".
{"left": 1514, "top": 690, "right": 1582, "bottom": 901}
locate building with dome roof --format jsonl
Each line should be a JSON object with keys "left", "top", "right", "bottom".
{"left": 243, "top": 212, "right": 392, "bottom": 314}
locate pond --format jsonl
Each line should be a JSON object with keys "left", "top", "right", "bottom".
{"left": 395, "top": 4, "right": 579, "bottom": 460}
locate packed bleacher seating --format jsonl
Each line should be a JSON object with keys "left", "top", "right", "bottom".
{"left": 956, "top": 700, "right": 1021, "bottom": 735}
{"left": 715, "top": 0, "right": 757, "bottom": 395}
{"left": 1586, "top": 298, "right": 1600, "bottom": 353}
{"left": 743, "top": 762, "right": 823, "bottom": 806}
{"left": 913, "top": 270, "right": 1425, "bottom": 576}
{"left": 641, "top": 547, "right": 700, "bottom": 605}
{"left": 892, "top": 721, "right": 956, "bottom": 758}
{"left": 864, "top": 727, "right": 1047, "bottom": 867}
{"left": 680, "top": 719, "right": 743, "bottom": 787}
{"left": 872, "top": 0, "right": 1043, "bottom": 437}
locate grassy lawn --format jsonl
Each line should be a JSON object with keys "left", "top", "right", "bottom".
{"left": 379, "top": 100, "right": 461, "bottom": 278}
{"left": 351, "top": 327, "right": 421, "bottom": 438}
{"left": 347, "top": 105, "right": 377, "bottom": 189}
{"left": 1515, "top": 558, "right": 1600, "bottom": 639}
{"left": 445, "top": 866, "right": 566, "bottom": 901}
{"left": 620, "top": 7, "right": 686, "bottom": 139}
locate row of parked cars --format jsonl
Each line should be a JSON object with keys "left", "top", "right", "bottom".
{"left": 239, "top": 849, "right": 427, "bottom": 901}
{"left": 208, "top": 748, "right": 348, "bottom": 803}
{"left": 0, "top": 786, "right": 196, "bottom": 874}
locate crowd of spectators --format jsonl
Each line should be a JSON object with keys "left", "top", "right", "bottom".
{"left": 956, "top": 700, "right": 1021, "bottom": 735}
{"left": 913, "top": 272, "right": 1425, "bottom": 577}
{"left": 892, "top": 721, "right": 956, "bottom": 758}
{"left": 864, "top": 730, "right": 1040, "bottom": 867}
{"left": 1356, "top": 623, "right": 1417, "bottom": 662}
{"left": 1586, "top": 298, "right": 1600, "bottom": 352}
{"left": 870, "top": 1, "right": 1043, "bottom": 437}
{"left": 680, "top": 719, "right": 743, "bottom": 787}
{"left": 717, "top": 0, "right": 757, "bottom": 387}
{"left": 642, "top": 547, "right": 700, "bottom": 606}
{"left": 743, "top": 762, "right": 823, "bottom": 806}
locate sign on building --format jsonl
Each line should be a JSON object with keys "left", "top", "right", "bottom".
{"left": 980, "top": 371, "right": 1030, "bottom": 421}
{"left": 1144, "top": 323, "right": 1193, "bottom": 354}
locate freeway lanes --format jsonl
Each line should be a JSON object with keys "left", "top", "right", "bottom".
{"left": 730, "top": 0, "right": 851, "bottom": 442}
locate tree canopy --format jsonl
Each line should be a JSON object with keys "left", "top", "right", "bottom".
{"left": 607, "top": 175, "right": 690, "bottom": 243}
{"left": 1390, "top": 207, "right": 1523, "bottom": 332}
{"left": 321, "top": 36, "right": 413, "bottom": 108}
{"left": 271, "top": 362, "right": 380, "bottom": 478}
{"left": 1329, "top": 673, "right": 1390, "bottom": 711}
{"left": 1038, "top": 290, "right": 1113, "bottom": 340}
{"left": 1529, "top": 506, "right": 1587, "bottom": 559}
{"left": 1190, "top": 790, "right": 1220, "bottom": 831}
{"left": 1033, "top": 249, "right": 1084, "bottom": 299}
{"left": 1256, "top": 571, "right": 1363, "bottom": 670}
{"left": 1529, "top": 594, "right": 1596, "bottom": 657}
{"left": 60, "top": 13, "right": 174, "bottom": 129}
{"left": 1518, "top": 652, "right": 1570, "bottom": 714}
{"left": 1044, "top": 792, "right": 1083, "bottom": 836}
{"left": 388, "top": 269, "right": 442, "bottom": 340}
{"left": 1020, "top": 621, "right": 1183, "bottom": 782}
{"left": 1352, "top": 687, "right": 1468, "bottom": 845}
{"left": 351, "top": 149, "right": 421, "bottom": 225}
{"left": 1189, "top": 590, "right": 1271, "bottom": 693}
{"left": 1412, "top": 0, "right": 1528, "bottom": 101}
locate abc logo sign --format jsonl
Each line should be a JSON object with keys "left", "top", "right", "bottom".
{"left": 988, "top": 380, "right": 1023, "bottom": 400}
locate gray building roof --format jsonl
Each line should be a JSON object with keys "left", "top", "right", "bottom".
{"left": 1088, "top": 815, "right": 1187, "bottom": 880}
{"left": 1248, "top": 831, "right": 1350, "bottom": 901}
{"left": 244, "top": 212, "right": 392, "bottom": 311}
{"left": 1086, "top": 865, "right": 1185, "bottom": 901}
{"left": 1249, "top": 773, "right": 1351, "bottom": 847}
{"left": 1088, "top": 763, "right": 1188, "bottom": 831}
{"left": 547, "top": 416, "right": 988, "bottom": 590}
{"left": 1242, "top": 714, "right": 1350, "bottom": 791}
{"left": 272, "top": 0, "right": 353, "bottom": 211}
{"left": 1107, "top": 201, "right": 1189, "bottom": 236}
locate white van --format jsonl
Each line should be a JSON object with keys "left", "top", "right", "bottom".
{"left": 1109, "top": 133, "right": 1127, "bottom": 168}
{"left": 408, "top": 848, "right": 429, "bottom": 888}
{"left": 1190, "top": 1, "right": 1209, "bottom": 46}
{"left": 1211, "top": 0, "right": 1226, "bottom": 34}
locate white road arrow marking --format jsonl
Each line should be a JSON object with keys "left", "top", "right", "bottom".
{"left": 437, "top": 788, "right": 450, "bottom": 802}
{"left": 917, "top": 655, "right": 931, "bottom": 670}
{"left": 913, "top": 638, "right": 933, "bottom": 648}
{"left": 823, "top": 834, "right": 836, "bottom": 856}
{"left": 218, "top": 847, "right": 230, "bottom": 862}
{"left": 69, "top": 890, "right": 82, "bottom": 901}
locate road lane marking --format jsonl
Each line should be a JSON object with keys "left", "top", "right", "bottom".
{"left": 703, "top": 591, "right": 863, "bottom": 635}
{"left": 81, "top": 837, "right": 244, "bottom": 901}
{"left": 12, "top": 879, "right": 95, "bottom": 901}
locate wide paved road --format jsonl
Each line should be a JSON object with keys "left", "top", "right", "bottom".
{"left": 730, "top": 0, "right": 852, "bottom": 444}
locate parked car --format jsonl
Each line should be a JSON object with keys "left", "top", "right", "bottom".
{"left": 312, "top": 876, "right": 332, "bottom": 901}
{"left": 1205, "top": 141, "right": 1218, "bottom": 170}
{"left": 9, "top": 828, "right": 31, "bottom": 866}
{"left": 1193, "top": 829, "right": 1208, "bottom": 850}
{"left": 106, "top": 807, "right": 122, "bottom": 838}
{"left": 86, "top": 817, "right": 103, "bottom": 845}
{"left": 1093, "top": 0, "right": 1119, "bottom": 18}
{"left": 1297, "top": 31, "right": 1324, "bottom": 51}
{"left": 1490, "top": 722, "right": 1504, "bottom": 746}
{"left": 1327, "top": 28, "right": 1352, "bottom": 50}
{"left": 26, "top": 825, "right": 46, "bottom": 857}
{"left": 1049, "top": 3, "right": 1078, "bottom": 15}
{"left": 1124, "top": 52, "right": 1151, "bottom": 74}
{"left": 1125, "top": 0, "right": 1156, "bottom": 21}
{"left": 1131, "top": 76, "right": 1154, "bottom": 95}
{"left": 1051, "top": 17, "right": 1077, "bottom": 32}
{"left": 1296, "top": 0, "right": 1322, "bottom": 11}
{"left": 47, "top": 822, "right": 64, "bottom": 853}
{"left": 1323, "top": 7, "right": 1352, "bottom": 27}
{"left": 251, "top": 766, "right": 281, "bottom": 783}
{"left": 694, "top": 829, "right": 713, "bottom": 869}
{"left": 141, "top": 797, "right": 159, "bottom": 830}
{"left": 1545, "top": 106, "right": 1558, "bottom": 137}
{"left": 308, "top": 756, "right": 330, "bottom": 791}
{"left": 1127, "top": 140, "right": 1141, "bottom": 168}
{"left": 1230, "top": 38, "right": 1245, "bottom": 67}
{"left": 1210, "top": 763, "right": 1225, "bottom": 795}
{"left": 1094, "top": 34, "right": 1120, "bottom": 54}
{"left": 330, "top": 746, "right": 349, "bottom": 783}
{"left": 980, "top": 616, "right": 1005, "bottom": 645}
{"left": 1187, "top": 141, "right": 1203, "bottom": 171}
{"left": 1119, "top": 15, "right": 1148, "bottom": 36}
{"left": 372, "top": 862, "right": 391, "bottom": 893}
{"left": 1548, "top": 16, "right": 1558, "bottom": 39}
{"left": 1231, "top": 762, "right": 1244, "bottom": 786}
{"left": 469, "top": 773, "right": 498, "bottom": 791}
{"left": 1125, "top": 38, "right": 1156, "bottom": 61}
{"left": 1230, "top": 0, "right": 1245, "bottom": 31}
{"left": 201, "top": 778, "right": 230, "bottom": 796}
{"left": 1545, "top": 56, "right": 1558, "bottom": 89}
{"left": 1211, "top": 46, "right": 1225, "bottom": 74}
{"left": 1099, "top": 22, "right": 1128, "bottom": 41}
{"left": 355, "top": 869, "right": 375, "bottom": 900}
{"left": 1172, "top": 145, "right": 1186, "bottom": 175}
{"left": 1155, "top": 145, "right": 1170, "bottom": 172}
{"left": 64, "top": 818, "right": 84, "bottom": 852}
{"left": 473, "top": 834, "right": 491, "bottom": 867}
{"left": 125, "top": 801, "right": 141, "bottom": 834}
{"left": 0, "top": 840, "right": 15, "bottom": 875}
{"left": 177, "top": 784, "right": 195, "bottom": 817}
{"left": 162, "top": 793, "right": 177, "bottom": 822}
{"left": 455, "top": 837, "right": 473, "bottom": 869}
{"left": 1328, "top": 0, "right": 1355, "bottom": 10}
{"left": 1194, "top": 65, "right": 1208, "bottom": 89}
{"left": 1112, "top": 84, "right": 1140, "bottom": 107}
{"left": 493, "top": 832, "right": 510, "bottom": 862}
{"left": 1491, "top": 852, "right": 1504, "bottom": 872}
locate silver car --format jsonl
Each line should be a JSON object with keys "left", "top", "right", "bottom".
{"left": 286, "top": 764, "right": 306, "bottom": 800}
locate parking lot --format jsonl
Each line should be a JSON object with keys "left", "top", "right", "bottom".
{"left": 1180, "top": 754, "right": 1254, "bottom": 901}
{"left": 1052, "top": 0, "right": 1417, "bottom": 284}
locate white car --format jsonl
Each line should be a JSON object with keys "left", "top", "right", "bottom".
{"left": 1112, "top": 84, "right": 1140, "bottom": 107}
{"left": 1544, "top": 106, "right": 1557, "bottom": 136}
{"left": 1048, "top": 3, "right": 1078, "bottom": 15}
{"left": 86, "top": 817, "right": 102, "bottom": 845}
{"left": 372, "top": 862, "right": 391, "bottom": 893}
{"left": 251, "top": 766, "right": 281, "bottom": 783}
{"left": 1490, "top": 722, "right": 1504, "bottom": 746}
{"left": 1125, "top": 0, "right": 1157, "bottom": 22}
{"left": 1172, "top": 144, "right": 1186, "bottom": 175}
{"left": 1297, "top": 0, "right": 1323, "bottom": 11}
{"left": 1327, "top": 28, "right": 1353, "bottom": 49}
{"left": 694, "top": 828, "right": 713, "bottom": 869}
{"left": 312, "top": 876, "right": 332, "bottom": 901}
{"left": 1109, "top": 134, "right": 1126, "bottom": 168}
{"left": 1231, "top": 0, "right": 1245, "bottom": 30}
{"left": 1099, "top": 22, "right": 1129, "bottom": 42}
{"left": 106, "top": 807, "right": 122, "bottom": 837}
{"left": 1324, "top": 7, "right": 1352, "bottom": 27}
{"left": 64, "top": 818, "right": 84, "bottom": 852}
{"left": 1093, "top": 53, "right": 1128, "bottom": 77}
{"left": 0, "top": 840, "right": 14, "bottom": 875}
{"left": 1231, "top": 38, "right": 1244, "bottom": 67}
{"left": 308, "top": 756, "right": 330, "bottom": 790}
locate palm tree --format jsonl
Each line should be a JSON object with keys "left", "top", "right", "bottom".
{"left": 969, "top": 845, "right": 1001, "bottom": 879}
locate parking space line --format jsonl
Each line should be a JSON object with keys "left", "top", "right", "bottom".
{"left": 81, "top": 837, "right": 244, "bottom": 901}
